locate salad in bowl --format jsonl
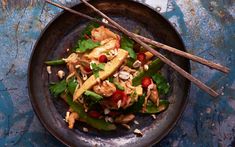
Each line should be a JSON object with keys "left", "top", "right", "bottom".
{"left": 45, "top": 22, "right": 170, "bottom": 135}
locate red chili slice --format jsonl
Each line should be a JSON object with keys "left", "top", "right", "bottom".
{"left": 111, "top": 90, "right": 128, "bottom": 107}
{"left": 108, "top": 111, "right": 120, "bottom": 117}
{"left": 88, "top": 111, "right": 101, "bottom": 118}
{"left": 84, "top": 34, "right": 90, "bottom": 39}
{"left": 137, "top": 52, "right": 146, "bottom": 62}
{"left": 141, "top": 77, "right": 152, "bottom": 88}
{"left": 98, "top": 55, "right": 108, "bottom": 63}
{"left": 83, "top": 65, "right": 92, "bottom": 72}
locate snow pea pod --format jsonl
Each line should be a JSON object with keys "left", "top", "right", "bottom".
{"left": 45, "top": 59, "right": 65, "bottom": 65}
{"left": 66, "top": 94, "right": 116, "bottom": 131}
{"left": 132, "top": 58, "right": 163, "bottom": 86}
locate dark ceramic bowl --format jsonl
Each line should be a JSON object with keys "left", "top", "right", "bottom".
{"left": 28, "top": 0, "right": 190, "bottom": 146}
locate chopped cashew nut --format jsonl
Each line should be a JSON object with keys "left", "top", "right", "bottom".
{"left": 93, "top": 81, "right": 116, "bottom": 97}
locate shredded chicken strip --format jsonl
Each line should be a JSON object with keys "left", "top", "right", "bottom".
{"left": 63, "top": 53, "right": 79, "bottom": 63}
{"left": 142, "top": 88, "right": 151, "bottom": 112}
{"left": 75, "top": 73, "right": 83, "bottom": 87}
{"left": 68, "top": 112, "right": 79, "bottom": 129}
{"left": 66, "top": 72, "right": 75, "bottom": 83}
{"left": 91, "top": 26, "right": 119, "bottom": 42}
{"left": 121, "top": 66, "right": 137, "bottom": 74}
{"left": 93, "top": 80, "right": 116, "bottom": 97}
{"left": 150, "top": 89, "right": 160, "bottom": 106}
{"left": 86, "top": 39, "right": 119, "bottom": 59}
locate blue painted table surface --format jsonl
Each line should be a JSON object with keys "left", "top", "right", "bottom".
{"left": 0, "top": 0, "right": 234, "bottom": 146}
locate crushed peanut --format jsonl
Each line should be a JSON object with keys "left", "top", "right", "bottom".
{"left": 65, "top": 111, "right": 70, "bottom": 122}
{"left": 102, "top": 18, "right": 109, "bottom": 24}
{"left": 104, "top": 108, "right": 110, "bottom": 115}
{"left": 134, "top": 120, "right": 139, "bottom": 125}
{"left": 119, "top": 71, "right": 130, "bottom": 80}
{"left": 144, "top": 64, "right": 149, "bottom": 71}
{"left": 105, "top": 116, "right": 113, "bottom": 123}
{"left": 75, "top": 65, "right": 80, "bottom": 69}
{"left": 117, "top": 100, "right": 122, "bottom": 108}
{"left": 46, "top": 66, "right": 52, "bottom": 74}
{"left": 134, "top": 129, "right": 143, "bottom": 136}
{"left": 83, "top": 127, "right": 88, "bottom": 132}
{"left": 122, "top": 124, "right": 131, "bottom": 130}
{"left": 82, "top": 73, "right": 88, "bottom": 81}
{"left": 133, "top": 60, "right": 142, "bottom": 68}
{"left": 57, "top": 70, "right": 65, "bottom": 79}
{"left": 151, "top": 114, "right": 156, "bottom": 119}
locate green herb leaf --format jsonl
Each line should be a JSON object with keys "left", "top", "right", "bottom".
{"left": 66, "top": 93, "right": 116, "bottom": 131}
{"left": 91, "top": 63, "right": 105, "bottom": 78}
{"left": 49, "top": 80, "right": 67, "bottom": 97}
{"left": 152, "top": 73, "right": 170, "bottom": 94}
{"left": 75, "top": 39, "right": 100, "bottom": 53}
{"left": 67, "top": 77, "right": 78, "bottom": 95}
{"left": 145, "top": 100, "right": 169, "bottom": 113}
{"left": 126, "top": 58, "right": 135, "bottom": 68}
{"left": 125, "top": 93, "right": 146, "bottom": 113}
{"left": 108, "top": 77, "right": 114, "bottom": 83}
{"left": 121, "top": 35, "right": 136, "bottom": 59}
{"left": 82, "top": 22, "right": 100, "bottom": 37}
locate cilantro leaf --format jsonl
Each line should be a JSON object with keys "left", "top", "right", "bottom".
{"left": 152, "top": 73, "right": 170, "bottom": 95}
{"left": 91, "top": 63, "right": 105, "bottom": 78}
{"left": 75, "top": 39, "right": 100, "bottom": 53}
{"left": 145, "top": 99, "right": 169, "bottom": 113}
{"left": 121, "top": 35, "right": 136, "bottom": 59}
{"left": 49, "top": 80, "right": 67, "bottom": 97}
{"left": 67, "top": 77, "right": 78, "bottom": 95}
{"left": 108, "top": 77, "right": 114, "bottom": 83}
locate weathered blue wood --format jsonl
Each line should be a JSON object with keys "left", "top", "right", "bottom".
{"left": 0, "top": 0, "right": 234, "bottom": 146}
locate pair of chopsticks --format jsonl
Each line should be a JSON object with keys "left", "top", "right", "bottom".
{"left": 45, "top": 0, "right": 230, "bottom": 97}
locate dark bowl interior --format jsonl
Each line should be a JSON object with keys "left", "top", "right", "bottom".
{"left": 28, "top": 0, "right": 190, "bottom": 146}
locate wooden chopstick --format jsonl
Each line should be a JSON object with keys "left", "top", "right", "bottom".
{"left": 80, "top": 0, "right": 219, "bottom": 97}
{"left": 45, "top": 0, "right": 229, "bottom": 74}
{"left": 135, "top": 34, "right": 230, "bottom": 73}
{"left": 45, "top": 0, "right": 219, "bottom": 97}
